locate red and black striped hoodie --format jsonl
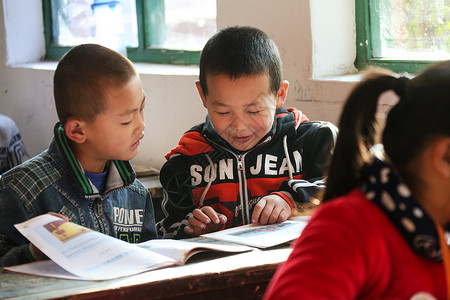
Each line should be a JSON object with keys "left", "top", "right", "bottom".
{"left": 157, "top": 107, "right": 337, "bottom": 239}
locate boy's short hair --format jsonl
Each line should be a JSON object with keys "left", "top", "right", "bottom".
{"left": 53, "top": 44, "right": 138, "bottom": 125}
{"left": 199, "top": 26, "right": 283, "bottom": 97}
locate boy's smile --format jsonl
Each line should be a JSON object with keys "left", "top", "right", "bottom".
{"left": 197, "top": 74, "right": 288, "bottom": 151}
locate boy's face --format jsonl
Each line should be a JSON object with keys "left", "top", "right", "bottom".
{"left": 80, "top": 75, "right": 146, "bottom": 171}
{"left": 196, "top": 74, "right": 287, "bottom": 151}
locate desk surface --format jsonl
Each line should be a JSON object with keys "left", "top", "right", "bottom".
{"left": 0, "top": 246, "right": 292, "bottom": 300}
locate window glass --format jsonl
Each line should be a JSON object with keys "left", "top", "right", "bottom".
{"left": 51, "top": 0, "right": 138, "bottom": 55}
{"left": 156, "top": 0, "right": 216, "bottom": 50}
{"left": 45, "top": 0, "right": 217, "bottom": 64}
{"left": 370, "top": 0, "right": 449, "bottom": 60}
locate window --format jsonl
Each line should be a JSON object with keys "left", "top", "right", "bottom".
{"left": 355, "top": 0, "right": 449, "bottom": 73}
{"left": 42, "top": 0, "right": 217, "bottom": 65}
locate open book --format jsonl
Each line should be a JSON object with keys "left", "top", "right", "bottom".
{"left": 203, "top": 215, "right": 310, "bottom": 248}
{"left": 3, "top": 214, "right": 252, "bottom": 280}
{"left": 3, "top": 214, "right": 309, "bottom": 281}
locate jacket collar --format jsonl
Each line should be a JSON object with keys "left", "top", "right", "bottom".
{"left": 165, "top": 108, "right": 309, "bottom": 160}
{"left": 53, "top": 123, "right": 135, "bottom": 196}
{"left": 202, "top": 107, "right": 308, "bottom": 151}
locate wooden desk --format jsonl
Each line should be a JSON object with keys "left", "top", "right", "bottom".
{"left": 0, "top": 246, "right": 292, "bottom": 300}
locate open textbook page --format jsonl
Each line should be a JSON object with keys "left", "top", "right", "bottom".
{"left": 7, "top": 214, "right": 173, "bottom": 280}
{"left": 201, "top": 216, "right": 310, "bottom": 248}
{"left": 137, "top": 238, "right": 252, "bottom": 263}
{"left": 3, "top": 214, "right": 251, "bottom": 280}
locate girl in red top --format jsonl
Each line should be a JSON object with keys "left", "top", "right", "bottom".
{"left": 264, "top": 61, "right": 450, "bottom": 300}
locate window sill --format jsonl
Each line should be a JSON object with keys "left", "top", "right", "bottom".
{"left": 311, "top": 69, "right": 417, "bottom": 84}
{"left": 311, "top": 73, "right": 364, "bottom": 83}
{"left": 134, "top": 63, "right": 198, "bottom": 76}
{"left": 13, "top": 61, "right": 368, "bottom": 82}
{"left": 11, "top": 61, "right": 199, "bottom": 76}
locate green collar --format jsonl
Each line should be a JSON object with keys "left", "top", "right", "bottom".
{"left": 54, "top": 123, "right": 134, "bottom": 195}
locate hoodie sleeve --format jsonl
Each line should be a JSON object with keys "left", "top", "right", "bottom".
{"left": 156, "top": 156, "right": 196, "bottom": 239}
{"left": 275, "top": 121, "right": 338, "bottom": 204}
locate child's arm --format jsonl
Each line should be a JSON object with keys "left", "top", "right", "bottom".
{"left": 156, "top": 159, "right": 199, "bottom": 239}
{"left": 277, "top": 121, "right": 337, "bottom": 204}
{"left": 184, "top": 206, "right": 227, "bottom": 236}
{"left": 251, "top": 194, "right": 292, "bottom": 225}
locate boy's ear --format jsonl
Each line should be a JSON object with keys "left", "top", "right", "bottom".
{"left": 276, "top": 80, "right": 289, "bottom": 108}
{"left": 64, "top": 118, "right": 87, "bottom": 144}
{"left": 195, "top": 80, "right": 208, "bottom": 108}
{"left": 430, "top": 138, "right": 450, "bottom": 178}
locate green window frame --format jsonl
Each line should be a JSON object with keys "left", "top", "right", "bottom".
{"left": 355, "top": 0, "right": 445, "bottom": 74}
{"left": 42, "top": 0, "right": 201, "bottom": 65}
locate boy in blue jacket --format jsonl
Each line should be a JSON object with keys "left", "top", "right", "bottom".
{"left": 157, "top": 26, "right": 338, "bottom": 239}
{"left": 0, "top": 44, "right": 157, "bottom": 267}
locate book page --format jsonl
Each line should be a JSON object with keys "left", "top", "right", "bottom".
{"left": 4, "top": 260, "right": 85, "bottom": 280}
{"left": 201, "top": 217, "right": 310, "bottom": 248}
{"left": 13, "top": 214, "right": 175, "bottom": 280}
{"left": 138, "top": 239, "right": 253, "bottom": 264}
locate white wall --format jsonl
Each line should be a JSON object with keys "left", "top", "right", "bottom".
{"left": 0, "top": 0, "right": 358, "bottom": 170}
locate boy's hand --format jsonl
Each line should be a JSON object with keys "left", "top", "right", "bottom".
{"left": 29, "top": 243, "right": 48, "bottom": 261}
{"left": 251, "top": 195, "right": 292, "bottom": 225}
{"left": 184, "top": 206, "right": 227, "bottom": 237}
{"left": 48, "top": 212, "right": 69, "bottom": 221}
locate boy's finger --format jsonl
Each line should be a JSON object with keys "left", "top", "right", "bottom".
{"left": 48, "top": 212, "right": 69, "bottom": 222}
{"left": 188, "top": 216, "right": 207, "bottom": 229}
{"left": 277, "top": 211, "right": 289, "bottom": 223}
{"left": 192, "top": 209, "right": 211, "bottom": 224}
{"left": 258, "top": 208, "right": 270, "bottom": 225}
{"left": 201, "top": 206, "right": 220, "bottom": 224}
{"left": 259, "top": 201, "right": 275, "bottom": 225}
{"left": 269, "top": 207, "right": 283, "bottom": 224}
{"left": 184, "top": 225, "right": 194, "bottom": 234}
{"left": 205, "top": 221, "right": 226, "bottom": 233}
{"left": 251, "top": 199, "right": 266, "bottom": 223}
{"left": 184, "top": 225, "right": 204, "bottom": 237}
{"left": 218, "top": 214, "right": 227, "bottom": 224}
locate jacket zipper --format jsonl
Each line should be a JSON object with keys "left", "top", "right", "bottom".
{"left": 87, "top": 196, "right": 106, "bottom": 233}
{"left": 236, "top": 153, "right": 250, "bottom": 224}
{"left": 86, "top": 185, "right": 129, "bottom": 234}
{"left": 204, "top": 136, "right": 273, "bottom": 225}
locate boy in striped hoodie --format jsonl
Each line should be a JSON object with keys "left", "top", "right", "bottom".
{"left": 157, "top": 26, "right": 337, "bottom": 239}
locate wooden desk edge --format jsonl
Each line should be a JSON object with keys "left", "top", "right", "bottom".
{"left": 1, "top": 248, "right": 293, "bottom": 300}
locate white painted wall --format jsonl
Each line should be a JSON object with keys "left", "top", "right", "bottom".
{"left": 310, "top": 0, "right": 357, "bottom": 77}
{"left": 2, "top": 0, "right": 45, "bottom": 64}
{"left": 0, "top": 0, "right": 358, "bottom": 170}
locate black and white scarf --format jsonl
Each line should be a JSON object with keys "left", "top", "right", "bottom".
{"left": 361, "top": 157, "right": 442, "bottom": 262}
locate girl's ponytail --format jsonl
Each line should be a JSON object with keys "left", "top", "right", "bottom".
{"left": 323, "top": 74, "right": 400, "bottom": 202}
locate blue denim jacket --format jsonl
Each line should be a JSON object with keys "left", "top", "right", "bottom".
{"left": 0, "top": 123, "right": 157, "bottom": 267}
